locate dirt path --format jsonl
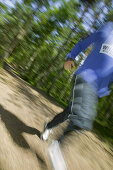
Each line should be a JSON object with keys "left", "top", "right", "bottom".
{"left": 0, "top": 68, "right": 113, "bottom": 170}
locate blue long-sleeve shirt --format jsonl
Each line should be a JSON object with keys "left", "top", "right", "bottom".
{"left": 66, "top": 22, "right": 113, "bottom": 97}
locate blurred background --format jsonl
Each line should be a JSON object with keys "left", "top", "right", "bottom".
{"left": 0, "top": 0, "right": 113, "bottom": 147}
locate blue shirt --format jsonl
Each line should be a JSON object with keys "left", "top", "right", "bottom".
{"left": 66, "top": 22, "right": 113, "bottom": 97}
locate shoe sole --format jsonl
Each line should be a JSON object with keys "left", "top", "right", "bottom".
{"left": 48, "top": 140, "right": 67, "bottom": 170}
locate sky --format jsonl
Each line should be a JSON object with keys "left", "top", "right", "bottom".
{"left": 0, "top": 0, "right": 62, "bottom": 8}
{"left": 0, "top": 0, "right": 113, "bottom": 32}
{"left": 0, "top": 0, "right": 22, "bottom": 8}
{"left": 1, "top": 0, "right": 113, "bottom": 8}
{"left": 1, "top": 0, "right": 113, "bottom": 7}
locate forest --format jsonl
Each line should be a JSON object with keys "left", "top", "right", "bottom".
{"left": 0, "top": 0, "right": 113, "bottom": 146}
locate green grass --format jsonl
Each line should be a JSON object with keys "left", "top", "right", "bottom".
{"left": 93, "top": 120, "right": 113, "bottom": 148}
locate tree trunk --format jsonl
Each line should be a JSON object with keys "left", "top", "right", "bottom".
{"left": 59, "top": 74, "right": 73, "bottom": 100}
{"left": 25, "top": 49, "right": 39, "bottom": 74}
{"left": 2, "top": 17, "right": 32, "bottom": 60}
{"left": 36, "top": 31, "right": 73, "bottom": 87}
{"left": 35, "top": 5, "right": 89, "bottom": 87}
{"left": 47, "top": 66, "right": 64, "bottom": 94}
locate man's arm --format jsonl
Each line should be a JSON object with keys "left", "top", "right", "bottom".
{"left": 66, "top": 31, "right": 102, "bottom": 61}
{"left": 64, "top": 31, "right": 103, "bottom": 71}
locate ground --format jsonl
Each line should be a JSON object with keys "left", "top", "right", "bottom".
{"left": 0, "top": 67, "right": 113, "bottom": 170}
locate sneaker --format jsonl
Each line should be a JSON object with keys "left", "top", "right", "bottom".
{"left": 48, "top": 140, "right": 67, "bottom": 170}
{"left": 41, "top": 123, "right": 52, "bottom": 141}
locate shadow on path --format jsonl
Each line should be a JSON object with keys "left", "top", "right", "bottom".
{"left": 0, "top": 105, "right": 40, "bottom": 148}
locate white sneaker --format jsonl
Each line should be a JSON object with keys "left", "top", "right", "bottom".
{"left": 41, "top": 124, "right": 52, "bottom": 141}
{"left": 48, "top": 140, "right": 67, "bottom": 170}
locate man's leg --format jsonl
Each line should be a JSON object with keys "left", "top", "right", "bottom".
{"left": 58, "top": 77, "right": 98, "bottom": 142}
{"left": 48, "top": 77, "right": 98, "bottom": 170}
{"left": 41, "top": 105, "right": 71, "bottom": 141}
{"left": 68, "top": 77, "right": 98, "bottom": 131}
{"left": 46, "top": 75, "right": 76, "bottom": 129}
{"left": 47, "top": 106, "right": 71, "bottom": 129}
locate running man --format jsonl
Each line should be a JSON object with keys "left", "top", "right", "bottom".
{"left": 41, "top": 22, "right": 113, "bottom": 141}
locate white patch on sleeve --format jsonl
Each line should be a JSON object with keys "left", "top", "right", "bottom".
{"left": 100, "top": 43, "right": 113, "bottom": 58}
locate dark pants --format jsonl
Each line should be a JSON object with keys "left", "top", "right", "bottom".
{"left": 47, "top": 76, "right": 98, "bottom": 132}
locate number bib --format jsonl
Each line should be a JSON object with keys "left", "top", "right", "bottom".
{"left": 100, "top": 43, "right": 113, "bottom": 58}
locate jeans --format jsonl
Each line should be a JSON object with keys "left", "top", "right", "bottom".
{"left": 47, "top": 76, "right": 98, "bottom": 131}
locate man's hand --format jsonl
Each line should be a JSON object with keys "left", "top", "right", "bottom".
{"left": 64, "top": 60, "right": 75, "bottom": 71}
